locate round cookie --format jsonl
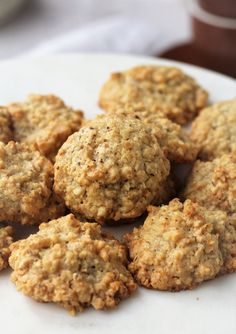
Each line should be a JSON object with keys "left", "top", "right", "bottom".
{"left": 182, "top": 154, "right": 236, "bottom": 215}
{"left": 54, "top": 114, "right": 170, "bottom": 223}
{"left": 0, "top": 108, "right": 13, "bottom": 144}
{"left": 0, "top": 141, "right": 65, "bottom": 225}
{"left": 7, "top": 94, "right": 84, "bottom": 161}
{"left": 124, "top": 199, "right": 223, "bottom": 291}
{"left": 0, "top": 225, "right": 13, "bottom": 271}
{"left": 181, "top": 155, "right": 236, "bottom": 273}
{"left": 191, "top": 99, "right": 236, "bottom": 160}
{"left": 107, "top": 104, "right": 198, "bottom": 163}
{"left": 99, "top": 65, "right": 208, "bottom": 124}
{"left": 9, "top": 214, "right": 137, "bottom": 315}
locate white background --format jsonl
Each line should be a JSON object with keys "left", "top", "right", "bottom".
{"left": 0, "top": 0, "right": 191, "bottom": 59}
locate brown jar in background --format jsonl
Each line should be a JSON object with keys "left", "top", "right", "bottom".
{"left": 160, "top": 0, "right": 236, "bottom": 78}
{"left": 190, "top": 0, "right": 236, "bottom": 77}
{"left": 199, "top": 0, "right": 236, "bottom": 18}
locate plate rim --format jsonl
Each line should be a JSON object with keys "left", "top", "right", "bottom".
{"left": 2, "top": 52, "right": 236, "bottom": 87}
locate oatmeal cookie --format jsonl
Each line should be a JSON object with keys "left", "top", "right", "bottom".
{"left": 0, "top": 108, "right": 13, "bottom": 144}
{"left": 124, "top": 199, "right": 223, "bottom": 291}
{"left": 54, "top": 114, "right": 170, "bottom": 223}
{"left": 182, "top": 155, "right": 236, "bottom": 273}
{"left": 191, "top": 99, "right": 236, "bottom": 160}
{"left": 107, "top": 104, "right": 198, "bottom": 162}
{"left": 0, "top": 225, "right": 13, "bottom": 271}
{"left": 99, "top": 65, "right": 208, "bottom": 124}
{"left": 7, "top": 94, "right": 83, "bottom": 161}
{"left": 0, "top": 141, "right": 65, "bottom": 225}
{"left": 213, "top": 216, "right": 236, "bottom": 274}
{"left": 182, "top": 155, "right": 236, "bottom": 215}
{"left": 9, "top": 214, "right": 137, "bottom": 315}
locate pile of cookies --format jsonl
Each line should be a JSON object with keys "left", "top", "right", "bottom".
{"left": 0, "top": 65, "right": 235, "bottom": 315}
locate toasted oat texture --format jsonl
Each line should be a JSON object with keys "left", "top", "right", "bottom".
{"left": 0, "top": 141, "right": 65, "bottom": 225}
{"left": 182, "top": 155, "right": 236, "bottom": 273}
{"left": 191, "top": 99, "right": 236, "bottom": 160}
{"left": 99, "top": 65, "right": 208, "bottom": 124}
{"left": 124, "top": 199, "right": 223, "bottom": 291}
{"left": 9, "top": 214, "right": 137, "bottom": 315}
{"left": 0, "top": 108, "right": 13, "bottom": 143}
{"left": 7, "top": 94, "right": 83, "bottom": 161}
{"left": 108, "top": 104, "right": 198, "bottom": 163}
{"left": 213, "top": 215, "right": 236, "bottom": 274}
{"left": 182, "top": 155, "right": 236, "bottom": 215}
{"left": 0, "top": 226, "right": 13, "bottom": 271}
{"left": 54, "top": 114, "right": 170, "bottom": 223}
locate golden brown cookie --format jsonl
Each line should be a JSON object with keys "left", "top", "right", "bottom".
{"left": 213, "top": 216, "right": 236, "bottom": 274}
{"left": 7, "top": 94, "right": 83, "bottom": 161}
{"left": 54, "top": 114, "right": 170, "bottom": 223}
{"left": 9, "top": 214, "right": 137, "bottom": 315}
{"left": 0, "top": 108, "right": 13, "bottom": 144}
{"left": 181, "top": 155, "right": 236, "bottom": 273}
{"left": 191, "top": 99, "right": 236, "bottom": 161}
{"left": 182, "top": 154, "right": 236, "bottom": 215}
{"left": 124, "top": 199, "right": 223, "bottom": 291}
{"left": 0, "top": 141, "right": 65, "bottom": 225}
{"left": 107, "top": 104, "right": 198, "bottom": 163}
{"left": 0, "top": 225, "right": 13, "bottom": 271}
{"left": 99, "top": 65, "right": 208, "bottom": 124}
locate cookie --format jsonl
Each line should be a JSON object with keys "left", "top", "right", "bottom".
{"left": 54, "top": 114, "right": 170, "bottom": 223}
{"left": 0, "top": 108, "right": 13, "bottom": 144}
{"left": 7, "top": 94, "right": 84, "bottom": 161}
{"left": 107, "top": 104, "right": 198, "bottom": 163}
{"left": 182, "top": 154, "right": 236, "bottom": 215}
{"left": 191, "top": 99, "right": 236, "bottom": 160}
{"left": 181, "top": 155, "right": 236, "bottom": 273}
{"left": 0, "top": 225, "right": 13, "bottom": 271}
{"left": 99, "top": 65, "right": 208, "bottom": 124}
{"left": 9, "top": 214, "right": 137, "bottom": 315}
{"left": 213, "top": 216, "right": 236, "bottom": 274}
{"left": 0, "top": 141, "right": 65, "bottom": 225}
{"left": 124, "top": 199, "right": 223, "bottom": 291}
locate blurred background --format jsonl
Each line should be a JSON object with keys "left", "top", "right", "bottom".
{"left": 0, "top": 0, "right": 235, "bottom": 77}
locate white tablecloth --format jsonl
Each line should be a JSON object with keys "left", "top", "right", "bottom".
{"left": 0, "top": 0, "right": 191, "bottom": 59}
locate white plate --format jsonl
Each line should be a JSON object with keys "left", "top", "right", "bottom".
{"left": 0, "top": 54, "right": 235, "bottom": 334}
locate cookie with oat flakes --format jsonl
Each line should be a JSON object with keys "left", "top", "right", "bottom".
{"left": 0, "top": 141, "right": 65, "bottom": 225}
{"left": 7, "top": 94, "right": 83, "bottom": 161}
{"left": 0, "top": 108, "right": 13, "bottom": 144}
{"left": 107, "top": 104, "right": 198, "bottom": 163}
{"left": 54, "top": 113, "right": 170, "bottom": 223}
{"left": 99, "top": 65, "right": 208, "bottom": 125}
{"left": 0, "top": 225, "right": 13, "bottom": 271}
{"left": 124, "top": 199, "right": 224, "bottom": 291}
{"left": 9, "top": 214, "right": 137, "bottom": 315}
{"left": 190, "top": 99, "right": 236, "bottom": 161}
